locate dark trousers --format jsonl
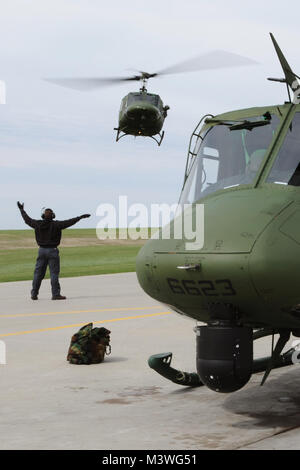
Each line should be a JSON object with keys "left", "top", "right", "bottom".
{"left": 32, "top": 247, "right": 61, "bottom": 297}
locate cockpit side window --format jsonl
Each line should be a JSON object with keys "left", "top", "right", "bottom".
{"left": 266, "top": 112, "right": 300, "bottom": 186}
{"left": 121, "top": 96, "right": 128, "bottom": 110}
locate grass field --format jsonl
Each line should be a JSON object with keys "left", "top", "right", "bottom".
{"left": 0, "top": 228, "right": 152, "bottom": 282}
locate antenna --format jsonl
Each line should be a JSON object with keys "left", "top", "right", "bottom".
{"left": 268, "top": 33, "right": 300, "bottom": 103}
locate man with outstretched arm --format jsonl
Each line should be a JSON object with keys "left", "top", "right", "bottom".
{"left": 17, "top": 202, "right": 91, "bottom": 300}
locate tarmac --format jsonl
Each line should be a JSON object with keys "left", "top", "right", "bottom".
{"left": 1, "top": 271, "right": 300, "bottom": 450}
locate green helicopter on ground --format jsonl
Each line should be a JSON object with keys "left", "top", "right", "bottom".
{"left": 136, "top": 33, "right": 300, "bottom": 393}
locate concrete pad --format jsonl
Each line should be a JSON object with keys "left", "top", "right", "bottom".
{"left": 241, "top": 427, "right": 300, "bottom": 450}
{"left": 1, "top": 272, "right": 300, "bottom": 450}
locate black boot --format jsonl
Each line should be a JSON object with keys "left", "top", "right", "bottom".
{"left": 52, "top": 294, "right": 66, "bottom": 300}
{"left": 31, "top": 290, "right": 38, "bottom": 300}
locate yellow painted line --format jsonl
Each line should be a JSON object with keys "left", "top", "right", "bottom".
{"left": 0, "top": 306, "right": 162, "bottom": 319}
{"left": 0, "top": 311, "right": 172, "bottom": 337}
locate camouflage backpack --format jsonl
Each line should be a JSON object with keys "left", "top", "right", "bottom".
{"left": 67, "top": 323, "right": 111, "bottom": 365}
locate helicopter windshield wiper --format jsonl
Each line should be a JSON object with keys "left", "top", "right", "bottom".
{"left": 205, "top": 112, "right": 272, "bottom": 131}
{"left": 204, "top": 118, "right": 243, "bottom": 129}
{"left": 229, "top": 119, "right": 271, "bottom": 131}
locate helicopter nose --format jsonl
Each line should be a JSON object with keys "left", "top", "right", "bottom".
{"left": 136, "top": 188, "right": 294, "bottom": 326}
{"left": 126, "top": 108, "right": 138, "bottom": 118}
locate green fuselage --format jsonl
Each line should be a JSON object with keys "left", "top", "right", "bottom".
{"left": 136, "top": 103, "right": 300, "bottom": 330}
{"left": 118, "top": 91, "right": 165, "bottom": 136}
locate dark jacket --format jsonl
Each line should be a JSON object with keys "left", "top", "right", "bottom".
{"left": 20, "top": 209, "right": 82, "bottom": 247}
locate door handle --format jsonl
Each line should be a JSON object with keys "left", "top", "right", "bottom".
{"left": 177, "top": 264, "right": 200, "bottom": 271}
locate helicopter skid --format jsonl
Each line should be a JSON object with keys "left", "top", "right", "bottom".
{"left": 150, "top": 131, "right": 164, "bottom": 146}
{"left": 114, "top": 127, "right": 164, "bottom": 146}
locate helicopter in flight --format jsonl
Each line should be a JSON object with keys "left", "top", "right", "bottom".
{"left": 136, "top": 33, "right": 300, "bottom": 393}
{"left": 45, "top": 51, "right": 257, "bottom": 145}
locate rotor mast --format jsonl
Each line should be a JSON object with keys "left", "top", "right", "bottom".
{"left": 138, "top": 71, "right": 157, "bottom": 92}
{"left": 140, "top": 75, "right": 148, "bottom": 92}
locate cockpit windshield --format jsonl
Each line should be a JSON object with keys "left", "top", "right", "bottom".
{"left": 127, "top": 93, "right": 159, "bottom": 106}
{"left": 180, "top": 113, "right": 280, "bottom": 203}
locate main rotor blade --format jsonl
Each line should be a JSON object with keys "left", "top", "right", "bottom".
{"left": 155, "top": 50, "right": 258, "bottom": 76}
{"left": 43, "top": 76, "right": 139, "bottom": 91}
{"left": 44, "top": 50, "right": 258, "bottom": 92}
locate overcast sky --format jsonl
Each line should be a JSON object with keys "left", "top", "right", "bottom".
{"left": 1, "top": 0, "right": 300, "bottom": 229}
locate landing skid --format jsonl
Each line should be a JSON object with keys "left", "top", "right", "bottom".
{"left": 114, "top": 128, "right": 128, "bottom": 142}
{"left": 149, "top": 131, "right": 164, "bottom": 146}
{"left": 114, "top": 128, "right": 164, "bottom": 146}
